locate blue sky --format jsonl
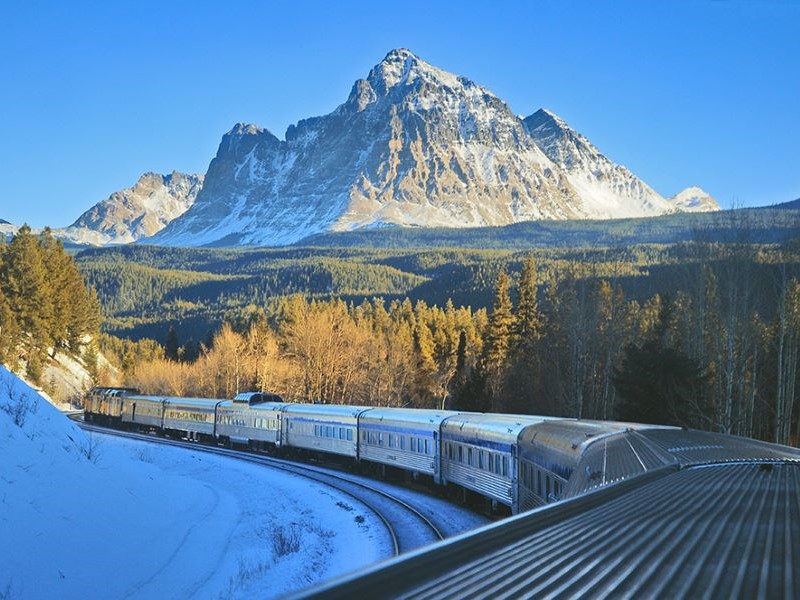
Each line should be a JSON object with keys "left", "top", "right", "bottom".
{"left": 1, "top": 0, "right": 798, "bottom": 227}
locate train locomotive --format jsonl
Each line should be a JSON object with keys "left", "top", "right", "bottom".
{"left": 84, "top": 387, "right": 800, "bottom": 515}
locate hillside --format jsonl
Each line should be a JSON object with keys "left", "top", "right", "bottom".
{"left": 0, "top": 367, "right": 227, "bottom": 598}
{"left": 74, "top": 205, "right": 800, "bottom": 343}
{"left": 0, "top": 367, "right": 387, "bottom": 598}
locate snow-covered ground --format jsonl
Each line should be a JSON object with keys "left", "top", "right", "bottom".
{"left": 0, "top": 367, "right": 393, "bottom": 599}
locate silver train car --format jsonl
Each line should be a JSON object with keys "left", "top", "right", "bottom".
{"left": 162, "top": 397, "right": 229, "bottom": 442}
{"left": 282, "top": 404, "right": 364, "bottom": 458}
{"left": 84, "top": 388, "right": 696, "bottom": 516}
{"left": 358, "top": 408, "right": 460, "bottom": 484}
{"left": 121, "top": 395, "right": 166, "bottom": 429}
{"left": 215, "top": 392, "right": 287, "bottom": 449}
{"left": 516, "top": 420, "right": 678, "bottom": 511}
{"left": 440, "top": 414, "right": 561, "bottom": 513}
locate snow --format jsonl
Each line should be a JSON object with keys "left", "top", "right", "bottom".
{"left": 0, "top": 367, "right": 393, "bottom": 599}
{"left": 669, "top": 186, "right": 719, "bottom": 212}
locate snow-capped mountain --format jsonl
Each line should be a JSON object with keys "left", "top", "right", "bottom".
{"left": 668, "top": 186, "right": 719, "bottom": 212}
{"left": 149, "top": 49, "right": 588, "bottom": 246}
{"left": 524, "top": 109, "right": 672, "bottom": 218}
{"left": 149, "top": 49, "right": 717, "bottom": 247}
{"left": 66, "top": 171, "right": 203, "bottom": 245}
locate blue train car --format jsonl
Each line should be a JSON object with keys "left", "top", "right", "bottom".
{"left": 517, "top": 420, "right": 677, "bottom": 511}
{"left": 282, "top": 404, "right": 367, "bottom": 458}
{"left": 358, "top": 408, "right": 461, "bottom": 484}
{"left": 441, "top": 414, "right": 559, "bottom": 513}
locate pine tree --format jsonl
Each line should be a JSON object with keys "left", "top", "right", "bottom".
{"left": 0, "top": 285, "right": 19, "bottom": 367}
{"left": 482, "top": 270, "right": 515, "bottom": 410}
{"left": 3, "top": 225, "right": 52, "bottom": 359}
{"left": 165, "top": 325, "right": 180, "bottom": 360}
{"left": 515, "top": 254, "right": 541, "bottom": 350}
{"left": 484, "top": 270, "right": 514, "bottom": 367}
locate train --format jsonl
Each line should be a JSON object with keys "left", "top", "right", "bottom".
{"left": 84, "top": 387, "right": 738, "bottom": 515}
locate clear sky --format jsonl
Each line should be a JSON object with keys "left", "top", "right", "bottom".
{"left": 1, "top": 0, "right": 798, "bottom": 227}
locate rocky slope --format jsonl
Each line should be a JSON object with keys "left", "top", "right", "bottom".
{"left": 148, "top": 49, "right": 717, "bottom": 247}
{"left": 66, "top": 171, "right": 203, "bottom": 244}
{"left": 523, "top": 109, "right": 719, "bottom": 217}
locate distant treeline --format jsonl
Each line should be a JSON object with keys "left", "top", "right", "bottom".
{"left": 0, "top": 226, "right": 102, "bottom": 383}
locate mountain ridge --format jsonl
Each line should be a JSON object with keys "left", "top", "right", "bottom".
{"left": 148, "top": 48, "right": 717, "bottom": 247}
{"left": 66, "top": 171, "right": 203, "bottom": 245}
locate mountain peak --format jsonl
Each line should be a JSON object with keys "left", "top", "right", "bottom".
{"left": 669, "top": 186, "right": 719, "bottom": 212}
{"left": 226, "top": 123, "right": 271, "bottom": 137}
{"left": 68, "top": 171, "right": 204, "bottom": 244}
{"left": 365, "top": 48, "right": 467, "bottom": 97}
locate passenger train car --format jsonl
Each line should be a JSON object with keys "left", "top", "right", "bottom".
{"left": 358, "top": 408, "right": 458, "bottom": 485}
{"left": 86, "top": 387, "right": 769, "bottom": 515}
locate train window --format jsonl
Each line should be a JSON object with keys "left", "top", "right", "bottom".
{"left": 478, "top": 451, "right": 484, "bottom": 469}
{"left": 467, "top": 448, "right": 473, "bottom": 466}
{"left": 537, "top": 471, "right": 542, "bottom": 496}
{"left": 424, "top": 439, "right": 430, "bottom": 455}
{"left": 388, "top": 435, "right": 394, "bottom": 448}
{"left": 400, "top": 436, "right": 405, "bottom": 450}
{"left": 314, "top": 425, "right": 320, "bottom": 436}
{"left": 339, "top": 428, "right": 344, "bottom": 440}
{"left": 458, "top": 446, "right": 463, "bottom": 463}
{"left": 546, "top": 477, "right": 552, "bottom": 498}
{"left": 347, "top": 429, "right": 353, "bottom": 441}
{"left": 378, "top": 433, "right": 384, "bottom": 446}
{"left": 362, "top": 432, "right": 367, "bottom": 442}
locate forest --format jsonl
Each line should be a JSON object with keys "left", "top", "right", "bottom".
{"left": 2, "top": 208, "right": 799, "bottom": 447}
{"left": 86, "top": 208, "right": 800, "bottom": 448}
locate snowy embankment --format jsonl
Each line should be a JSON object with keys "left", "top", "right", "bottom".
{"left": 0, "top": 367, "right": 389, "bottom": 599}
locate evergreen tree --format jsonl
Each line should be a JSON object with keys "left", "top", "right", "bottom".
{"left": 482, "top": 270, "right": 515, "bottom": 410}
{"left": 484, "top": 270, "right": 514, "bottom": 367}
{"left": 0, "top": 285, "right": 19, "bottom": 367}
{"left": 515, "top": 254, "right": 541, "bottom": 350}
{"left": 2, "top": 225, "right": 52, "bottom": 359}
{"left": 165, "top": 325, "right": 180, "bottom": 360}
{"left": 613, "top": 297, "right": 708, "bottom": 426}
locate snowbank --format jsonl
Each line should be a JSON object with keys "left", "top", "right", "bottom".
{"left": 0, "top": 368, "right": 389, "bottom": 599}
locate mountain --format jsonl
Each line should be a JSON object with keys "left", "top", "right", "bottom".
{"left": 668, "top": 186, "right": 720, "bottom": 212}
{"left": 66, "top": 171, "right": 203, "bottom": 245}
{"left": 523, "top": 109, "right": 718, "bottom": 217}
{"left": 149, "top": 49, "right": 716, "bottom": 247}
{"left": 0, "top": 218, "right": 9, "bottom": 225}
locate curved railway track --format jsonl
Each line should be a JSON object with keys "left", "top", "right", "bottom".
{"left": 76, "top": 419, "right": 445, "bottom": 556}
